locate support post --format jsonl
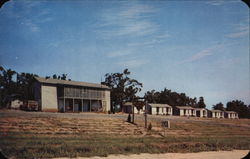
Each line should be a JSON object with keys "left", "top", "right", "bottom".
{"left": 90, "top": 100, "right": 91, "bottom": 112}
{"left": 63, "top": 86, "right": 65, "bottom": 113}
{"left": 145, "top": 100, "right": 148, "bottom": 129}
{"left": 73, "top": 98, "right": 75, "bottom": 112}
{"left": 132, "top": 103, "right": 134, "bottom": 124}
{"left": 81, "top": 99, "right": 83, "bottom": 112}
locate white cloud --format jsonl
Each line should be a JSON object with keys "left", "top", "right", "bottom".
{"left": 206, "top": 0, "right": 238, "bottom": 6}
{"left": 128, "top": 33, "right": 170, "bottom": 47}
{"left": 227, "top": 17, "right": 249, "bottom": 38}
{"left": 117, "top": 59, "right": 148, "bottom": 68}
{"left": 3, "top": 1, "right": 53, "bottom": 33}
{"left": 21, "top": 19, "right": 40, "bottom": 32}
{"left": 206, "top": 1, "right": 224, "bottom": 6}
{"left": 227, "top": 30, "right": 249, "bottom": 38}
{"left": 96, "top": 3, "right": 159, "bottom": 38}
{"left": 181, "top": 44, "right": 223, "bottom": 63}
{"left": 107, "top": 50, "right": 133, "bottom": 58}
{"left": 227, "top": 25, "right": 249, "bottom": 38}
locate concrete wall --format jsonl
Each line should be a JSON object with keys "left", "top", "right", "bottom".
{"left": 41, "top": 85, "right": 58, "bottom": 111}
{"left": 103, "top": 90, "right": 110, "bottom": 112}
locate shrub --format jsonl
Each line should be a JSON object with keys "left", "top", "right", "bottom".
{"left": 148, "top": 123, "right": 152, "bottom": 131}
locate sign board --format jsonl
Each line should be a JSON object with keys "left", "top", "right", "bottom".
{"left": 161, "top": 120, "right": 170, "bottom": 128}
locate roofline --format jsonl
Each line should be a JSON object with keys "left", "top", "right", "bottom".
{"left": 34, "top": 77, "right": 111, "bottom": 90}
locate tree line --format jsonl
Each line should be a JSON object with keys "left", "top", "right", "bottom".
{"left": 101, "top": 69, "right": 250, "bottom": 119}
{"left": 0, "top": 66, "right": 249, "bottom": 118}
{"left": 0, "top": 66, "right": 70, "bottom": 107}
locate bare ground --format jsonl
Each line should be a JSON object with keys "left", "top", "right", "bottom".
{"left": 54, "top": 150, "right": 249, "bottom": 159}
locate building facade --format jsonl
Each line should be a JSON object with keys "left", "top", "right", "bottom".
{"left": 195, "top": 108, "right": 208, "bottom": 118}
{"left": 33, "top": 77, "right": 110, "bottom": 112}
{"left": 174, "top": 106, "right": 196, "bottom": 117}
{"left": 224, "top": 111, "right": 238, "bottom": 119}
{"left": 148, "top": 103, "right": 172, "bottom": 115}
{"left": 208, "top": 110, "right": 224, "bottom": 118}
{"left": 122, "top": 102, "right": 145, "bottom": 114}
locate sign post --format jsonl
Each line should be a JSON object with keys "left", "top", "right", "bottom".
{"left": 161, "top": 120, "right": 170, "bottom": 136}
{"left": 144, "top": 100, "right": 147, "bottom": 128}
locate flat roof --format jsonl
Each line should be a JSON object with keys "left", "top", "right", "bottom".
{"left": 35, "top": 77, "right": 110, "bottom": 89}
{"left": 195, "top": 108, "right": 207, "bottom": 110}
{"left": 149, "top": 103, "right": 172, "bottom": 108}
{"left": 176, "top": 106, "right": 195, "bottom": 109}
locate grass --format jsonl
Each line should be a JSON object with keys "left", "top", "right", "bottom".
{"left": 0, "top": 110, "right": 250, "bottom": 158}
{"left": 1, "top": 134, "right": 250, "bottom": 159}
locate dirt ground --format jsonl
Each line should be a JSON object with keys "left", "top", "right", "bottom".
{"left": 1, "top": 110, "right": 250, "bottom": 158}
{"left": 55, "top": 150, "right": 249, "bottom": 159}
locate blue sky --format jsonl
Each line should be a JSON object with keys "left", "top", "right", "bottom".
{"left": 0, "top": 0, "right": 249, "bottom": 108}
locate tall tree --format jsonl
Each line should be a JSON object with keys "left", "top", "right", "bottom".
{"left": 213, "top": 102, "right": 225, "bottom": 111}
{"left": 101, "top": 69, "right": 143, "bottom": 112}
{"left": 196, "top": 96, "right": 206, "bottom": 108}
{"left": 144, "top": 88, "right": 197, "bottom": 107}
{"left": 226, "top": 100, "right": 250, "bottom": 119}
{"left": 0, "top": 66, "right": 17, "bottom": 107}
{"left": 16, "top": 72, "right": 38, "bottom": 100}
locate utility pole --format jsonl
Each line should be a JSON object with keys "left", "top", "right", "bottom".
{"left": 132, "top": 97, "right": 135, "bottom": 123}
{"left": 144, "top": 100, "right": 148, "bottom": 128}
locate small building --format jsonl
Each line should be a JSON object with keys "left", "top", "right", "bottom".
{"left": 208, "top": 110, "right": 224, "bottom": 118}
{"left": 224, "top": 111, "right": 238, "bottom": 119}
{"left": 195, "top": 108, "right": 208, "bottom": 118}
{"left": 33, "top": 77, "right": 111, "bottom": 112}
{"left": 174, "top": 106, "right": 196, "bottom": 117}
{"left": 148, "top": 103, "right": 172, "bottom": 115}
{"left": 10, "top": 99, "right": 23, "bottom": 109}
{"left": 122, "top": 102, "right": 144, "bottom": 114}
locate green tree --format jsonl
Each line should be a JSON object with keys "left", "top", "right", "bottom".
{"left": 196, "top": 96, "right": 206, "bottom": 108}
{"left": 47, "top": 74, "right": 69, "bottom": 80}
{"left": 0, "top": 66, "right": 17, "bottom": 107}
{"left": 16, "top": 72, "right": 38, "bottom": 100}
{"left": 213, "top": 102, "right": 225, "bottom": 111}
{"left": 144, "top": 88, "right": 197, "bottom": 107}
{"left": 101, "top": 69, "right": 143, "bottom": 112}
{"left": 226, "top": 100, "right": 250, "bottom": 119}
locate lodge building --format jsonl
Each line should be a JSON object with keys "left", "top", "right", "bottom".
{"left": 33, "top": 77, "right": 110, "bottom": 112}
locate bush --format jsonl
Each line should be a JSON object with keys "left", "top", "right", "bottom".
{"left": 148, "top": 123, "right": 152, "bottom": 131}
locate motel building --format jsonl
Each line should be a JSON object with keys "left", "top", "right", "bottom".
{"left": 33, "top": 77, "right": 111, "bottom": 112}
{"left": 208, "top": 110, "right": 224, "bottom": 118}
{"left": 174, "top": 106, "right": 196, "bottom": 117}
{"left": 224, "top": 111, "right": 238, "bottom": 119}
{"left": 122, "top": 102, "right": 145, "bottom": 114}
{"left": 195, "top": 108, "right": 208, "bottom": 118}
{"left": 147, "top": 103, "right": 172, "bottom": 115}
